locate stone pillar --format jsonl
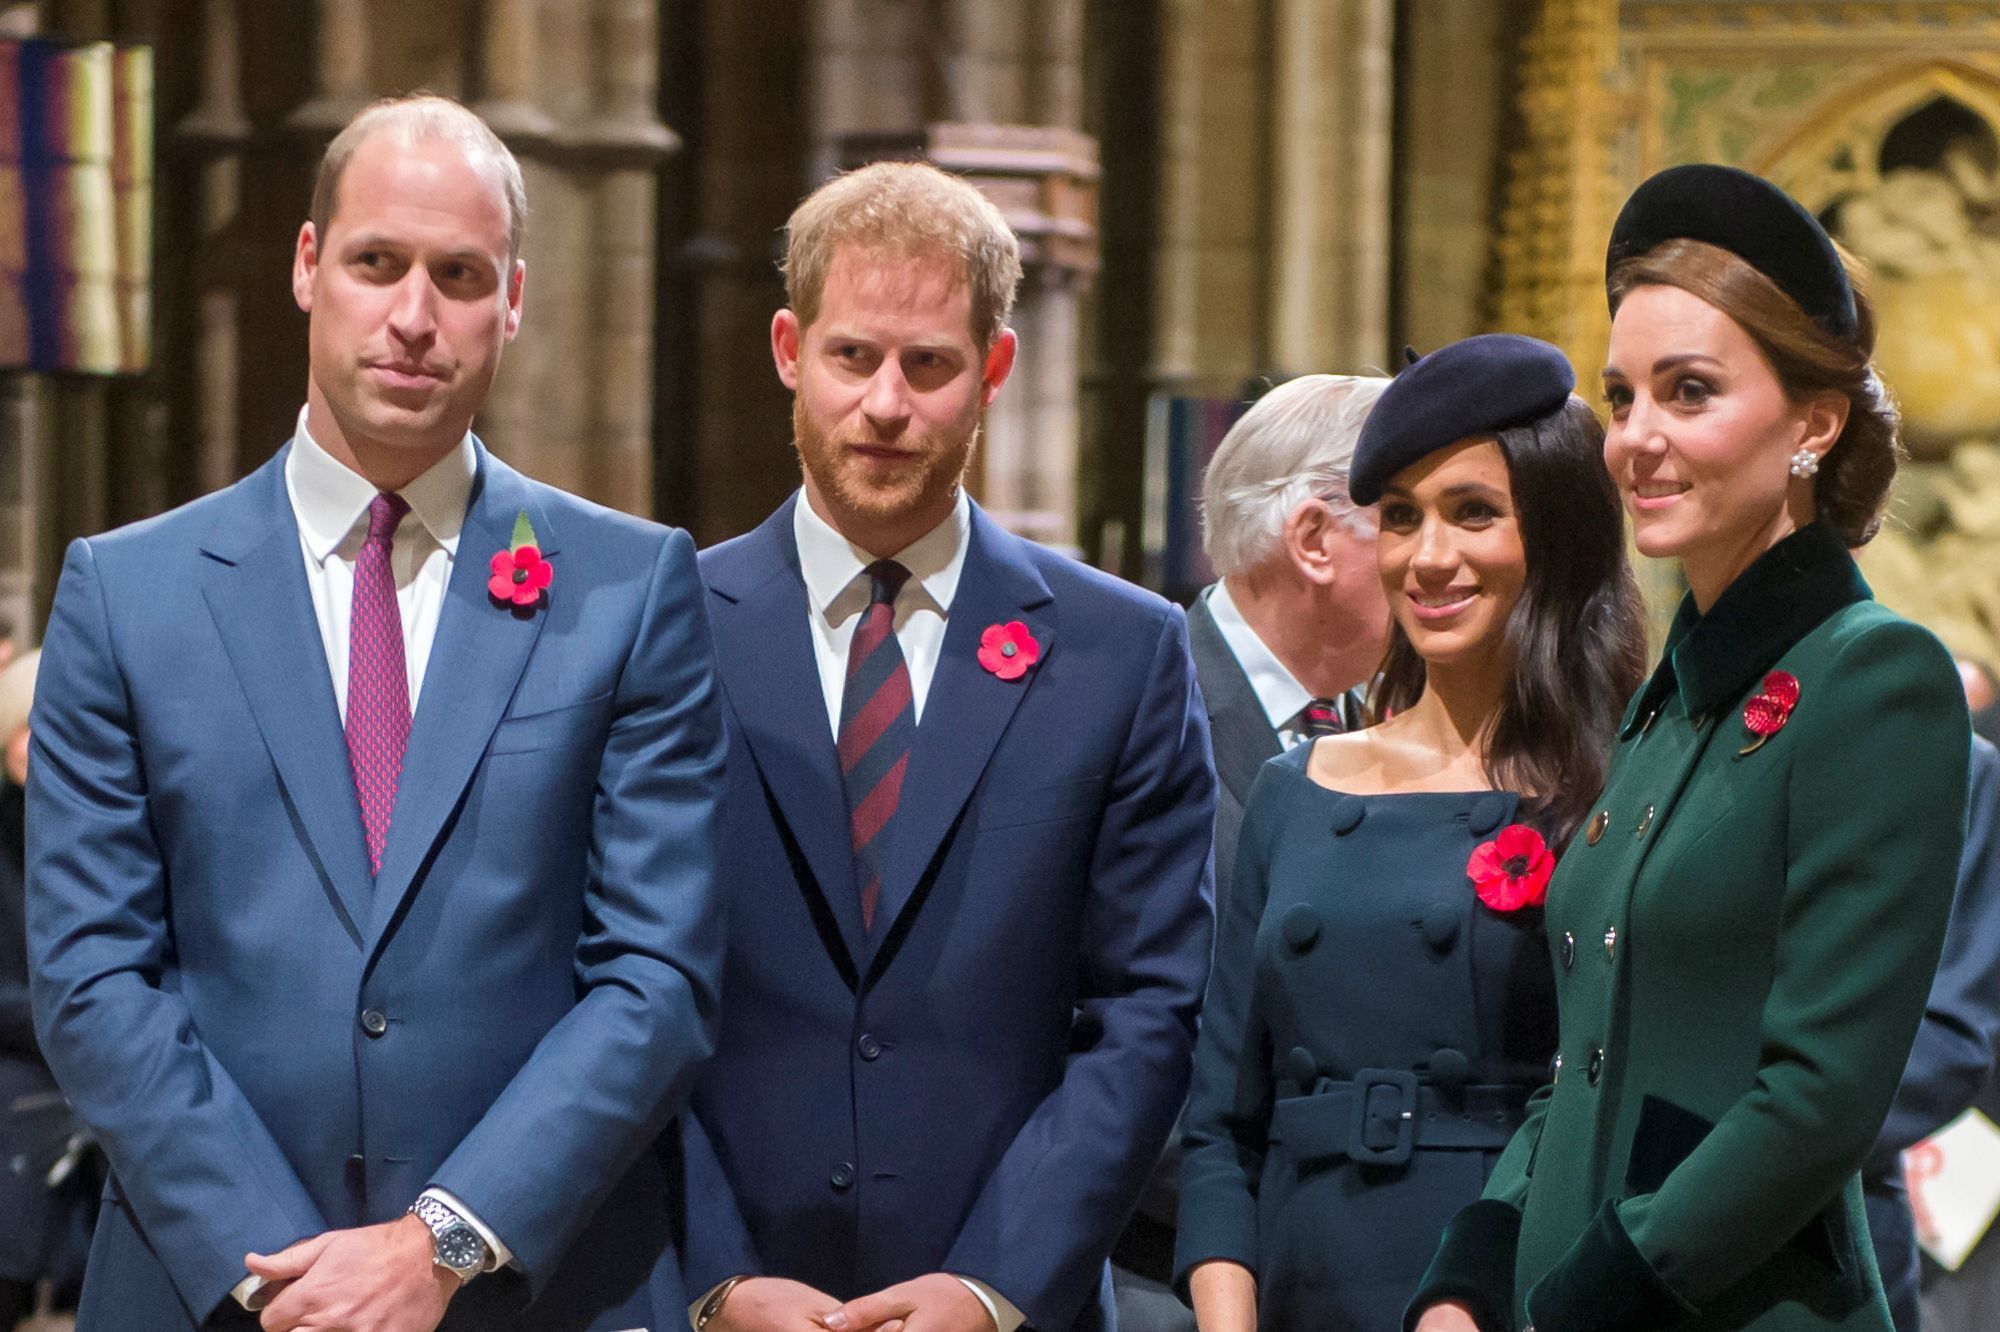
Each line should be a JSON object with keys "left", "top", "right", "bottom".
{"left": 1268, "top": 0, "right": 1394, "bottom": 374}
{"left": 475, "top": 0, "right": 555, "bottom": 142}
{"left": 1152, "top": 0, "right": 1265, "bottom": 387}
{"left": 288, "top": 0, "right": 371, "bottom": 133}
{"left": 1397, "top": 0, "right": 1510, "bottom": 351}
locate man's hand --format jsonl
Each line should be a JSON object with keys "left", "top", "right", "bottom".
{"left": 709, "top": 1277, "right": 843, "bottom": 1332}
{"left": 1410, "top": 1300, "right": 1482, "bottom": 1332}
{"left": 821, "top": 1274, "right": 995, "bottom": 1332}
{"left": 246, "top": 1214, "right": 458, "bottom": 1332}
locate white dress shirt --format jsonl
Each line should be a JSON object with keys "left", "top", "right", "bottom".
{"left": 681, "top": 491, "right": 1019, "bottom": 1332}
{"left": 793, "top": 486, "right": 969, "bottom": 734}
{"left": 1205, "top": 580, "right": 1327, "bottom": 746}
{"left": 233, "top": 411, "right": 510, "bottom": 1310}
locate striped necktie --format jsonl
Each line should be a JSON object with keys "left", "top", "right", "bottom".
{"left": 1296, "top": 696, "right": 1347, "bottom": 741}
{"left": 838, "top": 560, "right": 915, "bottom": 931}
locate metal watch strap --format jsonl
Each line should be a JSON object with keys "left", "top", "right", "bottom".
{"left": 696, "top": 1275, "right": 748, "bottom": 1331}
{"left": 409, "top": 1194, "right": 487, "bottom": 1280}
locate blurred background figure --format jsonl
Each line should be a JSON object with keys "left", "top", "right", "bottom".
{"left": 0, "top": 648, "right": 94, "bottom": 1332}
{"left": 1111, "top": 373, "right": 1391, "bottom": 1332}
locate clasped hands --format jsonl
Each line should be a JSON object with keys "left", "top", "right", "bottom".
{"left": 243, "top": 1214, "right": 460, "bottom": 1332}
{"left": 715, "top": 1272, "right": 998, "bottom": 1332}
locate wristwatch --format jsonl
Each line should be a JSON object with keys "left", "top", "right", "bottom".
{"left": 409, "top": 1194, "right": 489, "bottom": 1283}
{"left": 696, "top": 1275, "right": 747, "bottom": 1331}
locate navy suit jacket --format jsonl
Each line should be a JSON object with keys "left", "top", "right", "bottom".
{"left": 27, "top": 441, "right": 726, "bottom": 1330}
{"left": 1864, "top": 735, "right": 2000, "bottom": 1330}
{"left": 681, "top": 495, "right": 1216, "bottom": 1332}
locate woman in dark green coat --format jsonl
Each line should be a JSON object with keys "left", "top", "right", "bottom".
{"left": 1408, "top": 165, "right": 1972, "bottom": 1332}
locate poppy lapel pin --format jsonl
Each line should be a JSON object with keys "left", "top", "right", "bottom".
{"left": 1739, "top": 669, "right": 1799, "bottom": 756}
{"left": 977, "top": 620, "right": 1040, "bottom": 681}
{"left": 1467, "top": 823, "right": 1554, "bottom": 912}
{"left": 488, "top": 509, "right": 553, "bottom": 610}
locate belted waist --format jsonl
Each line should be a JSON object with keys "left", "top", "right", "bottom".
{"left": 1269, "top": 1068, "right": 1532, "bottom": 1167}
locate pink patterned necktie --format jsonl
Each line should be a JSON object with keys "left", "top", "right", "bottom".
{"left": 346, "top": 491, "right": 412, "bottom": 875}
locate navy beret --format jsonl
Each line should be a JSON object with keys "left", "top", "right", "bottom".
{"left": 1605, "top": 163, "right": 1857, "bottom": 342}
{"left": 1348, "top": 334, "right": 1576, "bottom": 505}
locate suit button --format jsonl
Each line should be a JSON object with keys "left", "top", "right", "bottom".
{"left": 1587, "top": 1047, "right": 1604, "bottom": 1086}
{"left": 1431, "top": 1047, "right": 1470, "bottom": 1090}
{"left": 1586, "top": 811, "right": 1609, "bottom": 845}
{"left": 1604, "top": 925, "right": 1618, "bottom": 961}
{"left": 1420, "top": 903, "right": 1459, "bottom": 951}
{"left": 857, "top": 1034, "right": 882, "bottom": 1061}
{"left": 1552, "top": 1052, "right": 1563, "bottom": 1085}
{"left": 1281, "top": 905, "right": 1321, "bottom": 953}
{"left": 830, "top": 1163, "right": 855, "bottom": 1192}
{"left": 359, "top": 1009, "right": 388, "bottom": 1038}
{"left": 1285, "top": 1046, "right": 1318, "bottom": 1085}
{"left": 1634, "top": 805, "right": 1654, "bottom": 837}
{"left": 1329, "top": 797, "right": 1366, "bottom": 835}
{"left": 1560, "top": 932, "right": 1575, "bottom": 969}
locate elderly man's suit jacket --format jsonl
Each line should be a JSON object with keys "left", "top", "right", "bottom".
{"left": 28, "top": 441, "right": 726, "bottom": 1331}
{"left": 680, "top": 494, "right": 1216, "bottom": 1332}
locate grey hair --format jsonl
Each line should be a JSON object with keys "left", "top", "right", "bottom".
{"left": 1200, "top": 374, "right": 1391, "bottom": 577}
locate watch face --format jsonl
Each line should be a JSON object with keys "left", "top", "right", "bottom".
{"left": 435, "top": 1224, "right": 485, "bottom": 1273}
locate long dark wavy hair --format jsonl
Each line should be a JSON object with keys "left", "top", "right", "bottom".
{"left": 1365, "top": 397, "right": 1648, "bottom": 848}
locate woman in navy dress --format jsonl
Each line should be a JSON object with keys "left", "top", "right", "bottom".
{"left": 1176, "top": 335, "right": 1648, "bottom": 1332}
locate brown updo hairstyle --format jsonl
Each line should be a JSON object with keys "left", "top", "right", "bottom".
{"left": 1607, "top": 238, "right": 1901, "bottom": 546}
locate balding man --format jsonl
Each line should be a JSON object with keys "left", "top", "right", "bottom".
{"left": 27, "top": 96, "right": 724, "bottom": 1332}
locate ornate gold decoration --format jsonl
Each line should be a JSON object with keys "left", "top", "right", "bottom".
{"left": 1491, "top": 2, "right": 2000, "bottom": 663}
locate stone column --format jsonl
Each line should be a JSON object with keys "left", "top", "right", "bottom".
{"left": 475, "top": 0, "right": 556, "bottom": 142}
{"left": 288, "top": 0, "right": 371, "bottom": 133}
{"left": 1268, "top": 0, "right": 1394, "bottom": 375}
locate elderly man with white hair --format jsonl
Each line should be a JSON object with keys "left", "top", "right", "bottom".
{"left": 1110, "top": 373, "right": 1391, "bottom": 1332}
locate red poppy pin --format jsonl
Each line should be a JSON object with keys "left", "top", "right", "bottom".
{"left": 977, "top": 621, "right": 1040, "bottom": 681}
{"left": 1467, "top": 823, "right": 1554, "bottom": 913}
{"left": 1739, "top": 669, "right": 1799, "bottom": 756}
{"left": 489, "top": 509, "right": 553, "bottom": 609}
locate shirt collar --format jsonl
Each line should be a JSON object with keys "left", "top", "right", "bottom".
{"left": 792, "top": 488, "right": 971, "bottom": 622}
{"left": 1621, "top": 520, "right": 1870, "bottom": 735}
{"left": 285, "top": 407, "right": 477, "bottom": 564}
{"left": 1206, "top": 580, "right": 1313, "bottom": 731}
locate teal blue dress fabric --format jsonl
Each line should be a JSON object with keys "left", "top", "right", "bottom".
{"left": 1177, "top": 743, "right": 1559, "bottom": 1330}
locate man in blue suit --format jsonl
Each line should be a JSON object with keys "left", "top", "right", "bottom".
{"left": 27, "top": 96, "right": 724, "bottom": 1332}
{"left": 681, "top": 162, "right": 1216, "bottom": 1332}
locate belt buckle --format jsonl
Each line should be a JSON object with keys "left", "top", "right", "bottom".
{"left": 1347, "top": 1068, "right": 1418, "bottom": 1166}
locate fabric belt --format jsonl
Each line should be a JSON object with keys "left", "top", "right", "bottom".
{"left": 1269, "top": 1069, "right": 1532, "bottom": 1168}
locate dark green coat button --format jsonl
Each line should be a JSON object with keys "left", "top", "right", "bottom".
{"left": 1560, "top": 932, "right": 1576, "bottom": 969}
{"left": 1587, "top": 1047, "right": 1605, "bottom": 1085}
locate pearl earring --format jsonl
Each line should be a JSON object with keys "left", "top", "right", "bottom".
{"left": 1789, "top": 448, "right": 1820, "bottom": 479}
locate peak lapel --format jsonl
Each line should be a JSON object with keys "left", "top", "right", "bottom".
{"left": 707, "top": 500, "right": 868, "bottom": 970}
{"left": 199, "top": 447, "right": 372, "bottom": 941}
{"left": 865, "top": 510, "right": 1053, "bottom": 966}
{"left": 363, "top": 446, "right": 548, "bottom": 957}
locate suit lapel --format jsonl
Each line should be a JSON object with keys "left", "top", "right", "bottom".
{"left": 865, "top": 508, "right": 1053, "bottom": 966}
{"left": 1186, "top": 592, "right": 1280, "bottom": 807}
{"left": 706, "top": 499, "right": 869, "bottom": 969}
{"left": 200, "top": 447, "right": 373, "bottom": 941}
{"left": 364, "top": 444, "right": 550, "bottom": 956}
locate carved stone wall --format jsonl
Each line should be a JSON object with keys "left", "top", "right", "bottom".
{"left": 1491, "top": 1, "right": 2000, "bottom": 661}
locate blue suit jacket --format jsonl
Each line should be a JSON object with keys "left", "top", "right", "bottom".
{"left": 680, "top": 495, "right": 1216, "bottom": 1332}
{"left": 27, "top": 441, "right": 726, "bottom": 1330}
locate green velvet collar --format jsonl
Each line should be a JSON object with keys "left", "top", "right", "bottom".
{"left": 1619, "top": 522, "right": 1871, "bottom": 738}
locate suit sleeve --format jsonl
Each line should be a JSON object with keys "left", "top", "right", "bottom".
{"left": 1172, "top": 760, "right": 1278, "bottom": 1291}
{"left": 27, "top": 538, "right": 328, "bottom": 1320}
{"left": 428, "top": 527, "right": 727, "bottom": 1292}
{"left": 1525, "top": 618, "right": 1970, "bottom": 1332}
{"left": 1868, "top": 736, "right": 2000, "bottom": 1167}
{"left": 943, "top": 605, "right": 1218, "bottom": 1331}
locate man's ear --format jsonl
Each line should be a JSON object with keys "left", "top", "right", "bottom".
{"left": 292, "top": 222, "right": 318, "bottom": 313}
{"left": 1283, "top": 499, "right": 1340, "bottom": 587}
{"left": 979, "top": 328, "right": 1018, "bottom": 407}
{"left": 503, "top": 259, "right": 526, "bottom": 342}
{"left": 772, "top": 309, "right": 803, "bottom": 390}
